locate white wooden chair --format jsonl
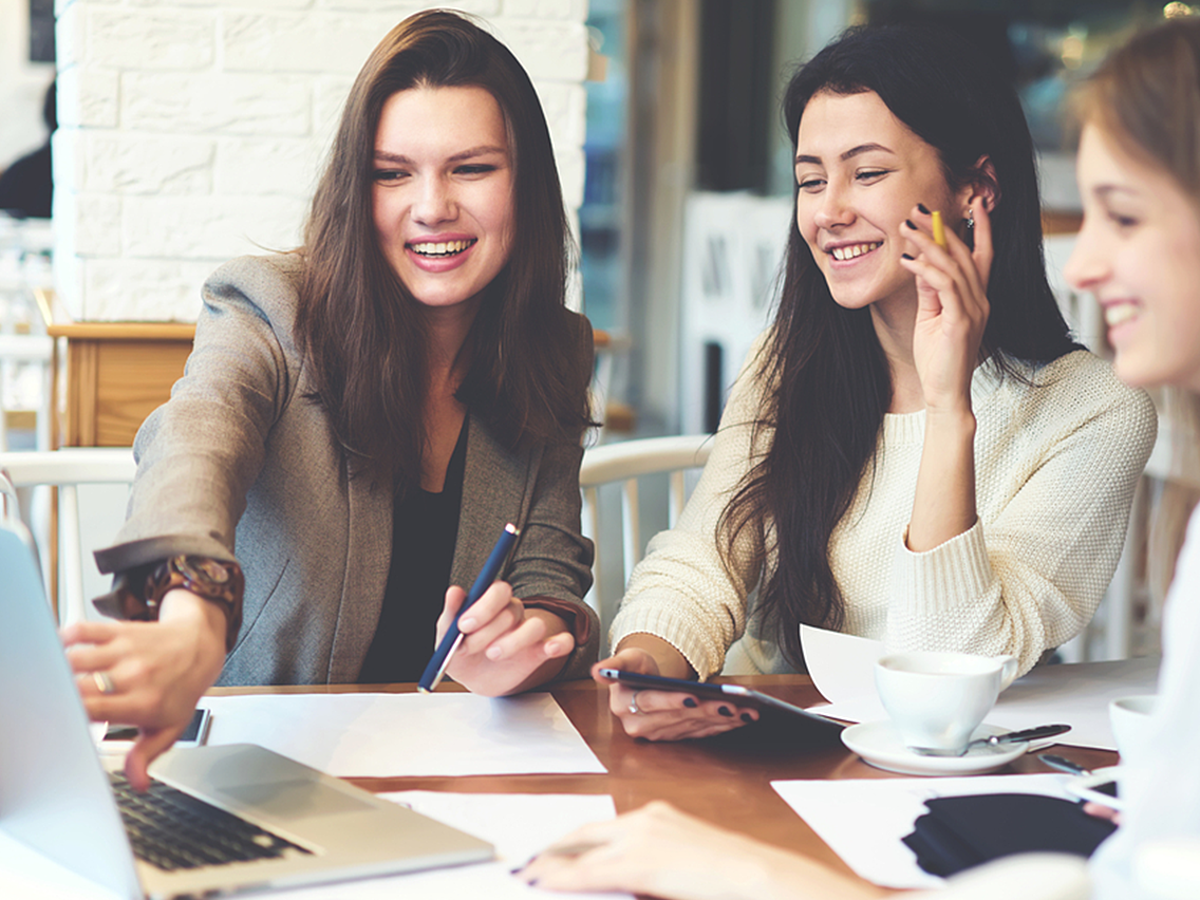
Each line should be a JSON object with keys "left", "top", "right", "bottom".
{"left": 0, "top": 447, "right": 137, "bottom": 625}
{"left": 579, "top": 434, "right": 712, "bottom": 647}
{"left": 0, "top": 333, "right": 53, "bottom": 451}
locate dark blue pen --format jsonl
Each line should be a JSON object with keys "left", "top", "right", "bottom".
{"left": 418, "top": 523, "right": 520, "bottom": 692}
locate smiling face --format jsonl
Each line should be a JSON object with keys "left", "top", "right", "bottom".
{"left": 1064, "top": 123, "right": 1200, "bottom": 393}
{"left": 794, "top": 90, "right": 967, "bottom": 315}
{"left": 372, "top": 85, "right": 515, "bottom": 317}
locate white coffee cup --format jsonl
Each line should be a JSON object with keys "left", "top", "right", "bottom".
{"left": 1109, "top": 694, "right": 1157, "bottom": 762}
{"left": 875, "top": 650, "right": 1019, "bottom": 754}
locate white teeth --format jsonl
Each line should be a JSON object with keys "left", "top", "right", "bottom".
{"left": 410, "top": 239, "right": 475, "bottom": 257}
{"left": 830, "top": 242, "right": 882, "bottom": 261}
{"left": 1104, "top": 304, "right": 1139, "bottom": 327}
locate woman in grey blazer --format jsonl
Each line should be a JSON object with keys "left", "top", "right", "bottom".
{"left": 62, "top": 10, "right": 599, "bottom": 789}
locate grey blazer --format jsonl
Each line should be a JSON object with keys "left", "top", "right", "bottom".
{"left": 95, "top": 254, "right": 598, "bottom": 685}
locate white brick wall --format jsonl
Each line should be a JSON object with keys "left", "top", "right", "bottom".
{"left": 52, "top": 0, "right": 590, "bottom": 321}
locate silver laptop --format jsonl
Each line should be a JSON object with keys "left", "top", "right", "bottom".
{"left": 0, "top": 516, "right": 493, "bottom": 899}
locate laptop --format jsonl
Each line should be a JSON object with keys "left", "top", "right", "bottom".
{"left": 0, "top": 516, "right": 493, "bottom": 899}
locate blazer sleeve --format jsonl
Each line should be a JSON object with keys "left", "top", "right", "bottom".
{"left": 507, "top": 314, "right": 599, "bottom": 681}
{"left": 94, "top": 256, "right": 298, "bottom": 575}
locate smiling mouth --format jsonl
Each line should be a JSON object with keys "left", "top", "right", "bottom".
{"left": 1104, "top": 304, "right": 1139, "bottom": 327}
{"left": 407, "top": 239, "right": 477, "bottom": 258}
{"left": 829, "top": 242, "right": 882, "bottom": 261}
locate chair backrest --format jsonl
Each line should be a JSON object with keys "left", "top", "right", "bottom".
{"left": 0, "top": 448, "right": 137, "bottom": 625}
{"left": 579, "top": 434, "right": 712, "bottom": 647}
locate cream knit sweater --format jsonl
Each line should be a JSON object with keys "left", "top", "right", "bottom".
{"left": 610, "top": 338, "right": 1158, "bottom": 679}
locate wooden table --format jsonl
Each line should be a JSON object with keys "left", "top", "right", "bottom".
{"left": 212, "top": 675, "right": 1119, "bottom": 885}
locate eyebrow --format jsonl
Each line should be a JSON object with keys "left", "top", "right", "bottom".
{"left": 373, "top": 145, "right": 507, "bottom": 164}
{"left": 1094, "top": 184, "right": 1140, "bottom": 200}
{"left": 795, "top": 142, "right": 896, "bottom": 166}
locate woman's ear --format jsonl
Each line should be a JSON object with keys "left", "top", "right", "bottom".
{"left": 965, "top": 154, "right": 999, "bottom": 213}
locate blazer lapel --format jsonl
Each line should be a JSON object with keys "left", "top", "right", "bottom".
{"left": 327, "top": 459, "right": 392, "bottom": 683}
{"left": 452, "top": 414, "right": 538, "bottom": 589}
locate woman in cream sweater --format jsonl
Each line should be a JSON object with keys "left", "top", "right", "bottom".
{"left": 598, "top": 24, "right": 1156, "bottom": 741}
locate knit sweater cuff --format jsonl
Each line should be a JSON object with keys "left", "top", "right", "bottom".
{"left": 610, "top": 600, "right": 727, "bottom": 681}
{"left": 895, "top": 518, "right": 994, "bottom": 617}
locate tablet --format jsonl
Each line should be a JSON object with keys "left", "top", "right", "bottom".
{"left": 597, "top": 668, "right": 845, "bottom": 736}
{"left": 1064, "top": 767, "right": 1124, "bottom": 811}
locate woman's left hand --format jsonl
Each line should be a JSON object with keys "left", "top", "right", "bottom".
{"left": 438, "top": 582, "right": 573, "bottom": 696}
{"left": 516, "top": 801, "right": 887, "bottom": 900}
{"left": 901, "top": 196, "right": 993, "bottom": 414}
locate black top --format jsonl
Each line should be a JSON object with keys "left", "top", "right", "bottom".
{"left": 358, "top": 418, "right": 468, "bottom": 684}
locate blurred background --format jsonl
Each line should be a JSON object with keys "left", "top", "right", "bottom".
{"left": 2, "top": 0, "right": 1194, "bottom": 661}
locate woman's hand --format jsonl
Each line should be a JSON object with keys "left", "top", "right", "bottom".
{"left": 60, "top": 589, "right": 227, "bottom": 791}
{"left": 516, "top": 801, "right": 887, "bottom": 900}
{"left": 1083, "top": 802, "right": 1122, "bottom": 826}
{"left": 438, "top": 582, "right": 573, "bottom": 696}
{"left": 900, "top": 196, "right": 993, "bottom": 415}
{"left": 595, "top": 644, "right": 757, "bottom": 741}
{"left": 900, "top": 197, "right": 992, "bottom": 551}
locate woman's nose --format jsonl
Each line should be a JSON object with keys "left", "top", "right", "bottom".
{"left": 1063, "top": 220, "right": 1107, "bottom": 291}
{"left": 812, "top": 187, "right": 853, "bottom": 230}
{"left": 413, "top": 177, "right": 456, "bottom": 226}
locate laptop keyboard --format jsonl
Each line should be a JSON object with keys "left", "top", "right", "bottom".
{"left": 110, "top": 771, "right": 312, "bottom": 871}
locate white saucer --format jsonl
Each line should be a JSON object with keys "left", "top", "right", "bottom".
{"left": 842, "top": 721, "right": 1029, "bottom": 776}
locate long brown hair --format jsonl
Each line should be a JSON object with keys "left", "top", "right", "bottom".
{"left": 297, "top": 9, "right": 591, "bottom": 489}
{"left": 1076, "top": 18, "right": 1200, "bottom": 204}
{"left": 719, "top": 25, "right": 1079, "bottom": 669}
{"left": 1077, "top": 17, "right": 1200, "bottom": 613}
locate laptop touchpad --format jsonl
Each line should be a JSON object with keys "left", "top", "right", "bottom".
{"left": 209, "top": 778, "right": 375, "bottom": 820}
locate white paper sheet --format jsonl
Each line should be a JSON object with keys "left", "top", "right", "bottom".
{"left": 202, "top": 692, "right": 606, "bottom": 777}
{"left": 800, "top": 624, "right": 1161, "bottom": 750}
{"left": 0, "top": 832, "right": 125, "bottom": 900}
{"left": 264, "top": 792, "right": 629, "bottom": 900}
{"left": 800, "top": 623, "right": 887, "bottom": 719}
{"left": 984, "top": 656, "right": 1160, "bottom": 750}
{"left": 772, "top": 773, "right": 1077, "bottom": 889}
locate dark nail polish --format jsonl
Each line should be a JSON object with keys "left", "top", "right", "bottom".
{"left": 741, "top": 713, "right": 754, "bottom": 724}
{"left": 683, "top": 697, "right": 698, "bottom": 708}
{"left": 718, "top": 706, "right": 734, "bottom": 717}
{"left": 917, "top": 203, "right": 930, "bottom": 214}
{"left": 905, "top": 218, "right": 916, "bottom": 229}
{"left": 901, "top": 252, "right": 915, "bottom": 260}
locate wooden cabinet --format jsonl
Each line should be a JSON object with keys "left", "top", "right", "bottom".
{"left": 47, "top": 321, "right": 195, "bottom": 447}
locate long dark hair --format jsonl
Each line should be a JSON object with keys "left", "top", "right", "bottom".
{"left": 296, "top": 9, "right": 591, "bottom": 489}
{"left": 720, "top": 24, "right": 1079, "bottom": 669}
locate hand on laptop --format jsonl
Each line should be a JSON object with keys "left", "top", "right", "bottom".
{"left": 61, "top": 588, "right": 227, "bottom": 790}
{"left": 435, "top": 581, "right": 573, "bottom": 696}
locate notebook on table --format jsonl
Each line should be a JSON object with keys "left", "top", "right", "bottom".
{"left": 0, "top": 516, "right": 493, "bottom": 899}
